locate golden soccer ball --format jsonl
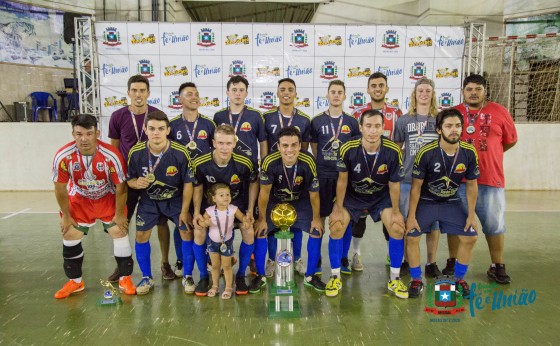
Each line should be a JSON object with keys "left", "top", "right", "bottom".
{"left": 270, "top": 203, "right": 297, "bottom": 229}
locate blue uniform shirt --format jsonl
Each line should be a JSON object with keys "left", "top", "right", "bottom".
{"left": 263, "top": 108, "right": 312, "bottom": 153}
{"left": 169, "top": 114, "right": 216, "bottom": 161}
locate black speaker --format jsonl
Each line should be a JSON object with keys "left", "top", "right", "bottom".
{"left": 63, "top": 13, "right": 81, "bottom": 44}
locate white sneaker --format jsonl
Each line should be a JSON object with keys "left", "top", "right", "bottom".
{"left": 182, "top": 276, "right": 196, "bottom": 294}
{"left": 295, "top": 258, "right": 306, "bottom": 276}
{"left": 265, "top": 259, "right": 275, "bottom": 277}
{"left": 351, "top": 253, "right": 364, "bottom": 272}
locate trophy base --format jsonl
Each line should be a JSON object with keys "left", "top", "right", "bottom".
{"left": 98, "top": 297, "right": 122, "bottom": 306}
{"left": 268, "top": 284, "right": 301, "bottom": 318}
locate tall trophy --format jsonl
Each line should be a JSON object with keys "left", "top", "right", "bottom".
{"left": 268, "top": 203, "right": 300, "bottom": 318}
{"left": 98, "top": 279, "right": 122, "bottom": 306}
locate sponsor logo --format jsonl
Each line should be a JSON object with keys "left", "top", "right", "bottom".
{"left": 259, "top": 92, "right": 277, "bottom": 110}
{"left": 381, "top": 30, "right": 399, "bottom": 49}
{"left": 435, "top": 67, "right": 459, "bottom": 79}
{"left": 409, "top": 36, "right": 433, "bottom": 47}
{"left": 454, "top": 163, "right": 466, "bottom": 173}
{"left": 137, "top": 59, "right": 154, "bottom": 78}
{"left": 294, "top": 176, "right": 303, "bottom": 185}
{"left": 240, "top": 122, "right": 252, "bottom": 132}
{"left": 197, "top": 28, "right": 215, "bottom": 47}
{"left": 197, "top": 130, "right": 208, "bottom": 139}
{"left": 224, "top": 97, "right": 251, "bottom": 107}
{"left": 228, "top": 60, "right": 247, "bottom": 78}
{"left": 200, "top": 97, "right": 220, "bottom": 108}
{"left": 286, "top": 65, "right": 313, "bottom": 78}
{"left": 377, "top": 164, "right": 388, "bottom": 174}
{"left": 161, "top": 32, "right": 189, "bottom": 46}
{"left": 341, "top": 125, "right": 351, "bottom": 134}
{"left": 350, "top": 92, "right": 366, "bottom": 109}
{"left": 102, "top": 27, "right": 121, "bottom": 46}
{"left": 103, "top": 96, "right": 127, "bottom": 107}
{"left": 163, "top": 65, "right": 188, "bottom": 77}
{"left": 147, "top": 98, "right": 160, "bottom": 105}
{"left": 348, "top": 34, "right": 374, "bottom": 48}
{"left": 410, "top": 62, "right": 427, "bottom": 80}
{"left": 168, "top": 91, "right": 182, "bottom": 109}
{"left": 166, "top": 166, "right": 178, "bottom": 177}
{"left": 425, "top": 278, "right": 466, "bottom": 316}
{"left": 101, "top": 64, "right": 128, "bottom": 77}
{"left": 437, "top": 36, "right": 465, "bottom": 47}
{"left": 96, "top": 162, "right": 104, "bottom": 172}
{"left": 73, "top": 162, "right": 81, "bottom": 171}
{"left": 256, "top": 66, "right": 281, "bottom": 77}
{"left": 315, "top": 96, "right": 329, "bottom": 109}
{"left": 290, "top": 29, "right": 308, "bottom": 48}
{"left": 295, "top": 97, "right": 310, "bottom": 108}
{"left": 320, "top": 61, "right": 338, "bottom": 80}
{"left": 225, "top": 34, "right": 249, "bottom": 45}
{"left": 317, "top": 35, "right": 342, "bottom": 46}
{"left": 60, "top": 161, "right": 67, "bottom": 172}
{"left": 389, "top": 99, "right": 400, "bottom": 108}
{"left": 131, "top": 33, "right": 156, "bottom": 45}
{"left": 194, "top": 64, "right": 221, "bottom": 78}
{"left": 255, "top": 33, "right": 283, "bottom": 47}
{"left": 438, "top": 92, "right": 454, "bottom": 110}
{"left": 230, "top": 174, "right": 240, "bottom": 184}
{"left": 377, "top": 65, "right": 403, "bottom": 77}
{"left": 347, "top": 67, "right": 371, "bottom": 78}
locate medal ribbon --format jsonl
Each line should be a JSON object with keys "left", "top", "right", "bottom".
{"left": 464, "top": 103, "right": 485, "bottom": 129}
{"left": 76, "top": 147, "right": 98, "bottom": 180}
{"left": 214, "top": 206, "right": 229, "bottom": 244}
{"left": 278, "top": 108, "right": 296, "bottom": 129}
{"left": 282, "top": 163, "right": 298, "bottom": 198}
{"left": 129, "top": 110, "right": 148, "bottom": 142}
{"left": 361, "top": 144, "right": 379, "bottom": 179}
{"left": 147, "top": 141, "right": 169, "bottom": 175}
{"left": 439, "top": 144, "right": 460, "bottom": 178}
{"left": 184, "top": 113, "right": 199, "bottom": 144}
{"left": 326, "top": 111, "right": 344, "bottom": 144}
{"left": 228, "top": 106, "right": 245, "bottom": 134}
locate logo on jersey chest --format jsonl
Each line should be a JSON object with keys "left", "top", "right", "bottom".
{"left": 341, "top": 125, "right": 351, "bottom": 134}
{"left": 385, "top": 113, "right": 393, "bottom": 121}
{"left": 197, "top": 130, "right": 208, "bottom": 139}
{"left": 454, "top": 164, "right": 466, "bottom": 173}
{"left": 377, "top": 164, "right": 388, "bottom": 175}
{"left": 240, "top": 122, "right": 252, "bottom": 132}
{"left": 73, "top": 162, "right": 81, "bottom": 171}
{"left": 230, "top": 174, "right": 241, "bottom": 184}
{"left": 166, "top": 166, "right": 178, "bottom": 176}
{"left": 96, "top": 162, "right": 105, "bottom": 172}
{"left": 294, "top": 176, "right": 303, "bottom": 185}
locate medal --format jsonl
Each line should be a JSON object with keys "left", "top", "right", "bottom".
{"left": 145, "top": 173, "right": 155, "bottom": 183}
{"left": 466, "top": 125, "right": 475, "bottom": 134}
{"left": 282, "top": 163, "right": 298, "bottom": 202}
{"left": 331, "top": 139, "right": 340, "bottom": 149}
{"left": 214, "top": 206, "right": 230, "bottom": 250}
{"left": 187, "top": 141, "right": 197, "bottom": 150}
{"left": 77, "top": 148, "right": 98, "bottom": 182}
{"left": 464, "top": 103, "right": 485, "bottom": 136}
{"left": 220, "top": 243, "right": 227, "bottom": 253}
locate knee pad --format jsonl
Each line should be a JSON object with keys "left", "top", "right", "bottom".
{"left": 63, "top": 256, "right": 83, "bottom": 279}
{"left": 116, "top": 256, "right": 134, "bottom": 276}
{"left": 352, "top": 217, "right": 367, "bottom": 238}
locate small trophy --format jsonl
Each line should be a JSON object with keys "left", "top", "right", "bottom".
{"left": 268, "top": 203, "right": 300, "bottom": 318}
{"left": 98, "top": 279, "right": 122, "bottom": 306}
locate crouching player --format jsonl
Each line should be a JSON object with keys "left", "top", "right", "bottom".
{"left": 406, "top": 108, "right": 479, "bottom": 298}
{"left": 53, "top": 114, "right": 135, "bottom": 298}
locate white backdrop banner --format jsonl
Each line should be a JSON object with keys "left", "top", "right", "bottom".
{"left": 95, "top": 22, "right": 465, "bottom": 123}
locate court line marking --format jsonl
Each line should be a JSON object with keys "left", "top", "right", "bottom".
{"left": 1, "top": 208, "right": 32, "bottom": 219}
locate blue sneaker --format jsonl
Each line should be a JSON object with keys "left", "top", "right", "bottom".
{"left": 341, "top": 257, "right": 352, "bottom": 275}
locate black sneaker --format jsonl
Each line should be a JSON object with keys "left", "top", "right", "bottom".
{"left": 425, "top": 263, "right": 442, "bottom": 278}
{"left": 456, "top": 279, "right": 471, "bottom": 298}
{"left": 442, "top": 258, "right": 456, "bottom": 276}
{"left": 304, "top": 274, "right": 326, "bottom": 292}
{"left": 161, "top": 262, "right": 176, "bottom": 280}
{"left": 249, "top": 275, "right": 267, "bottom": 293}
{"left": 487, "top": 264, "right": 511, "bottom": 284}
{"left": 235, "top": 275, "right": 249, "bottom": 295}
{"left": 194, "top": 277, "right": 209, "bottom": 297}
{"left": 107, "top": 266, "right": 119, "bottom": 283}
{"left": 400, "top": 261, "right": 410, "bottom": 277}
{"left": 408, "top": 279, "right": 424, "bottom": 298}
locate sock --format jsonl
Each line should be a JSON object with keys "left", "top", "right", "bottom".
{"left": 135, "top": 241, "right": 152, "bottom": 278}
{"left": 454, "top": 261, "right": 469, "bottom": 280}
{"left": 305, "top": 236, "right": 321, "bottom": 277}
{"left": 293, "top": 229, "right": 302, "bottom": 260}
{"left": 342, "top": 224, "right": 352, "bottom": 260}
{"left": 410, "top": 266, "right": 422, "bottom": 281}
{"left": 491, "top": 263, "right": 496, "bottom": 268}
{"left": 267, "top": 236, "right": 277, "bottom": 261}
{"left": 113, "top": 236, "right": 132, "bottom": 257}
{"left": 254, "top": 238, "right": 268, "bottom": 276}
{"left": 173, "top": 227, "right": 183, "bottom": 261}
{"left": 331, "top": 268, "right": 341, "bottom": 277}
{"left": 328, "top": 236, "right": 342, "bottom": 272}
{"left": 390, "top": 267, "right": 400, "bottom": 281}
{"left": 237, "top": 241, "right": 254, "bottom": 278}
{"left": 182, "top": 240, "right": 194, "bottom": 276}
{"left": 192, "top": 242, "right": 208, "bottom": 279}
{"left": 388, "top": 237, "right": 404, "bottom": 269}
{"left": 352, "top": 237, "right": 362, "bottom": 255}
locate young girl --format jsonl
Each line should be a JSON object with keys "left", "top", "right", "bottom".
{"left": 198, "top": 183, "right": 247, "bottom": 299}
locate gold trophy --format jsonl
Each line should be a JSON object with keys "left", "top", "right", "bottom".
{"left": 269, "top": 203, "right": 300, "bottom": 318}
{"left": 98, "top": 279, "right": 122, "bottom": 306}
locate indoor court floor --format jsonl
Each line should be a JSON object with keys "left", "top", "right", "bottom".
{"left": 0, "top": 191, "right": 557, "bottom": 345}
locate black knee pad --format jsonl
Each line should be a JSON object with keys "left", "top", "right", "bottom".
{"left": 63, "top": 256, "right": 83, "bottom": 279}
{"left": 382, "top": 224, "right": 390, "bottom": 241}
{"left": 63, "top": 242, "right": 83, "bottom": 259}
{"left": 116, "top": 256, "right": 134, "bottom": 276}
{"left": 352, "top": 217, "right": 367, "bottom": 238}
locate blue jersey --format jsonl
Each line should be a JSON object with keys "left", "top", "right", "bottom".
{"left": 337, "top": 137, "right": 404, "bottom": 205}
{"left": 192, "top": 150, "right": 257, "bottom": 212}
{"left": 260, "top": 151, "right": 319, "bottom": 203}
{"left": 263, "top": 108, "right": 312, "bottom": 152}
{"left": 127, "top": 141, "right": 194, "bottom": 201}
{"left": 310, "top": 112, "right": 360, "bottom": 178}
{"left": 169, "top": 114, "right": 216, "bottom": 161}
{"left": 213, "top": 106, "right": 267, "bottom": 166}
{"left": 412, "top": 140, "right": 479, "bottom": 202}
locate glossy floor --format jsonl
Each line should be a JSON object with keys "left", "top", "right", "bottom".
{"left": 0, "top": 191, "right": 557, "bottom": 345}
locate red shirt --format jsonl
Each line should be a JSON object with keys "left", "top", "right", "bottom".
{"left": 52, "top": 140, "right": 127, "bottom": 200}
{"left": 455, "top": 102, "right": 517, "bottom": 188}
{"left": 351, "top": 102, "right": 402, "bottom": 140}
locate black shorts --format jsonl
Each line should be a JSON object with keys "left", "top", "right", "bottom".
{"left": 319, "top": 177, "right": 337, "bottom": 217}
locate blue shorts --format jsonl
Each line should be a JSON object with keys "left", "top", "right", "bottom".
{"left": 400, "top": 182, "right": 440, "bottom": 232}
{"left": 408, "top": 199, "right": 477, "bottom": 237}
{"left": 459, "top": 184, "right": 506, "bottom": 236}
{"left": 266, "top": 198, "right": 312, "bottom": 234}
{"left": 207, "top": 237, "right": 234, "bottom": 257}
{"left": 319, "top": 177, "right": 337, "bottom": 217}
{"left": 343, "top": 193, "right": 392, "bottom": 224}
{"left": 136, "top": 198, "right": 188, "bottom": 232}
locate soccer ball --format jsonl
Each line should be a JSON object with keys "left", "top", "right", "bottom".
{"left": 270, "top": 203, "right": 297, "bottom": 228}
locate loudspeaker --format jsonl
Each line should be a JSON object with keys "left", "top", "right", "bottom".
{"left": 63, "top": 13, "right": 81, "bottom": 44}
